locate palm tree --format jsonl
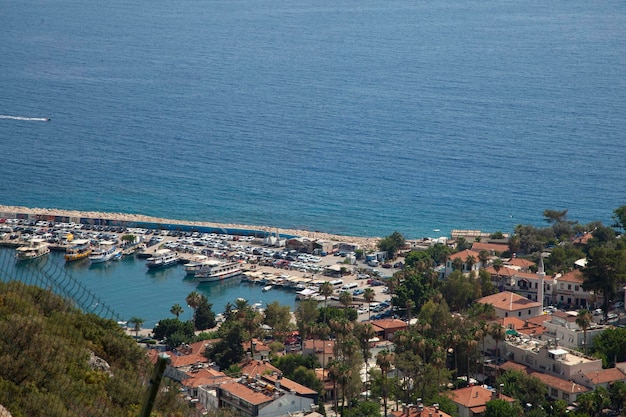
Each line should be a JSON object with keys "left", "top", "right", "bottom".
{"left": 576, "top": 308, "right": 593, "bottom": 354}
{"left": 376, "top": 349, "right": 395, "bottom": 417}
{"left": 355, "top": 323, "right": 376, "bottom": 399}
{"left": 432, "top": 344, "right": 446, "bottom": 394}
{"left": 128, "top": 316, "right": 144, "bottom": 338}
{"left": 466, "top": 255, "right": 476, "bottom": 273}
{"left": 170, "top": 303, "right": 184, "bottom": 320}
{"left": 242, "top": 306, "right": 262, "bottom": 358}
{"left": 339, "top": 291, "right": 352, "bottom": 310}
{"left": 478, "top": 250, "right": 490, "bottom": 267}
{"left": 319, "top": 282, "right": 334, "bottom": 319}
{"left": 492, "top": 258, "right": 504, "bottom": 291}
{"left": 490, "top": 322, "right": 506, "bottom": 363}
{"left": 363, "top": 288, "right": 375, "bottom": 321}
{"left": 405, "top": 299, "right": 415, "bottom": 326}
{"left": 186, "top": 291, "right": 202, "bottom": 329}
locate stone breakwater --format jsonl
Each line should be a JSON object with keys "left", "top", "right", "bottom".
{"left": 0, "top": 205, "right": 380, "bottom": 250}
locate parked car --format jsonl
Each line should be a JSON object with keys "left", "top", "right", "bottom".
{"left": 613, "top": 301, "right": 624, "bottom": 309}
{"left": 353, "top": 288, "right": 365, "bottom": 296}
{"left": 593, "top": 308, "right": 604, "bottom": 316}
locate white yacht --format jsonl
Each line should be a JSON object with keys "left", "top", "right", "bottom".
{"left": 89, "top": 240, "right": 122, "bottom": 264}
{"left": 146, "top": 249, "right": 179, "bottom": 269}
{"left": 15, "top": 238, "right": 50, "bottom": 261}
{"left": 195, "top": 260, "right": 242, "bottom": 283}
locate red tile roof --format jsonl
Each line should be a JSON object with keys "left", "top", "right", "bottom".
{"left": 219, "top": 381, "right": 275, "bottom": 406}
{"left": 303, "top": 339, "right": 335, "bottom": 355}
{"left": 582, "top": 368, "right": 626, "bottom": 385}
{"left": 446, "top": 385, "right": 514, "bottom": 409}
{"left": 240, "top": 359, "right": 281, "bottom": 377}
{"left": 263, "top": 373, "right": 317, "bottom": 396}
{"left": 506, "top": 257, "right": 536, "bottom": 269}
{"left": 182, "top": 368, "right": 230, "bottom": 388}
{"left": 528, "top": 371, "right": 589, "bottom": 394}
{"left": 557, "top": 270, "right": 584, "bottom": 284}
{"left": 370, "top": 318, "right": 408, "bottom": 331}
{"left": 478, "top": 291, "right": 542, "bottom": 312}
{"left": 472, "top": 242, "right": 510, "bottom": 253}
{"left": 447, "top": 249, "right": 481, "bottom": 262}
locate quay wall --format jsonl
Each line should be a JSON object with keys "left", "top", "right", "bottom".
{"left": 0, "top": 209, "right": 297, "bottom": 239}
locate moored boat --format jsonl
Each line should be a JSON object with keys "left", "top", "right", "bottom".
{"left": 15, "top": 238, "right": 50, "bottom": 261}
{"left": 64, "top": 239, "right": 92, "bottom": 262}
{"left": 89, "top": 240, "right": 122, "bottom": 264}
{"left": 195, "top": 260, "right": 242, "bottom": 283}
{"left": 146, "top": 249, "right": 179, "bottom": 269}
{"left": 262, "top": 285, "right": 273, "bottom": 292}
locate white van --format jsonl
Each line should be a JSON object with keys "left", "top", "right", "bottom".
{"left": 329, "top": 279, "right": 344, "bottom": 288}
{"left": 340, "top": 283, "right": 358, "bottom": 291}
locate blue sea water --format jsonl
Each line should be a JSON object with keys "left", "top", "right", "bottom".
{"left": 1, "top": 247, "right": 297, "bottom": 327}
{"left": 2, "top": 0, "right": 625, "bottom": 326}
{"left": 1, "top": 0, "right": 625, "bottom": 239}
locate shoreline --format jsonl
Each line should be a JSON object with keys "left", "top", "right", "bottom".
{"left": 0, "top": 204, "right": 381, "bottom": 250}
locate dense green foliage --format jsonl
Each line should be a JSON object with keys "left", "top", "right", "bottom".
{"left": 0, "top": 281, "right": 191, "bottom": 417}
{"left": 377, "top": 231, "right": 406, "bottom": 259}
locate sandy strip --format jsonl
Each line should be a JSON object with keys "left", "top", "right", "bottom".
{"left": 0, "top": 205, "right": 380, "bottom": 250}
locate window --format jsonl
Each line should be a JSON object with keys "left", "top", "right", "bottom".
{"left": 505, "top": 312, "right": 508, "bottom": 317}
{"left": 562, "top": 393, "right": 569, "bottom": 401}
{"left": 551, "top": 388, "right": 558, "bottom": 397}
{"left": 575, "top": 285, "right": 579, "bottom": 291}
{"left": 568, "top": 284, "right": 572, "bottom": 290}
{"left": 518, "top": 311, "right": 522, "bottom": 317}
{"left": 535, "top": 282, "right": 538, "bottom": 289}
{"left": 528, "top": 310, "right": 531, "bottom": 315}
{"left": 547, "top": 285, "right": 551, "bottom": 291}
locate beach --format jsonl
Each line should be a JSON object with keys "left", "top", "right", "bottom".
{"left": 0, "top": 205, "right": 381, "bottom": 251}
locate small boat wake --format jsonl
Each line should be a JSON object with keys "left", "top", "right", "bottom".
{"left": 0, "top": 115, "right": 50, "bottom": 122}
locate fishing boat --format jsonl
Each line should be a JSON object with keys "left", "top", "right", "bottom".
{"left": 146, "top": 249, "right": 179, "bottom": 269}
{"left": 64, "top": 239, "right": 92, "bottom": 262}
{"left": 195, "top": 260, "right": 242, "bottom": 283}
{"left": 89, "top": 240, "right": 122, "bottom": 264}
{"left": 15, "top": 238, "right": 50, "bottom": 261}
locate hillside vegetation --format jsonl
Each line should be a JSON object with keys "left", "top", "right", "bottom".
{"left": 0, "top": 281, "right": 192, "bottom": 417}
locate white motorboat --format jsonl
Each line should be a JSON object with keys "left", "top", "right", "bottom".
{"left": 15, "top": 238, "right": 50, "bottom": 261}
{"left": 146, "top": 249, "right": 179, "bottom": 269}
{"left": 89, "top": 240, "right": 121, "bottom": 264}
{"left": 195, "top": 260, "right": 242, "bottom": 283}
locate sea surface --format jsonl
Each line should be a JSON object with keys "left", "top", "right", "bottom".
{"left": 1, "top": 0, "right": 625, "bottom": 239}
{"left": 1, "top": 0, "right": 625, "bottom": 325}
{"left": 0, "top": 247, "right": 297, "bottom": 328}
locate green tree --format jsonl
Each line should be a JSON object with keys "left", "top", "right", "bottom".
{"left": 205, "top": 321, "right": 245, "bottom": 370}
{"left": 194, "top": 295, "right": 216, "bottom": 331}
{"left": 295, "top": 299, "right": 320, "bottom": 349}
{"left": 490, "top": 322, "right": 506, "bottom": 363}
{"left": 485, "top": 398, "right": 523, "bottom": 417}
{"left": 363, "top": 288, "right": 375, "bottom": 321}
{"left": 186, "top": 291, "right": 202, "bottom": 330}
{"left": 497, "top": 370, "right": 547, "bottom": 408}
{"left": 575, "top": 309, "right": 593, "bottom": 354}
{"left": 170, "top": 303, "right": 184, "bottom": 320}
{"left": 590, "top": 327, "right": 626, "bottom": 367}
{"left": 263, "top": 301, "right": 293, "bottom": 341}
{"left": 582, "top": 246, "right": 626, "bottom": 319}
{"left": 376, "top": 349, "right": 394, "bottom": 417}
{"left": 576, "top": 386, "right": 610, "bottom": 417}
{"left": 341, "top": 400, "right": 381, "bottom": 417}
{"left": 127, "top": 316, "right": 144, "bottom": 338}
{"left": 377, "top": 231, "right": 406, "bottom": 259}
{"left": 612, "top": 204, "right": 626, "bottom": 233}
{"left": 152, "top": 317, "right": 195, "bottom": 343}
{"left": 492, "top": 258, "right": 504, "bottom": 290}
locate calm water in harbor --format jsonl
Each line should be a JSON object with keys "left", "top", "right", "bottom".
{"left": 2, "top": 247, "right": 297, "bottom": 327}
{"left": 1, "top": 0, "right": 625, "bottom": 323}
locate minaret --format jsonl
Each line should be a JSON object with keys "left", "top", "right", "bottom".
{"left": 537, "top": 256, "right": 545, "bottom": 311}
